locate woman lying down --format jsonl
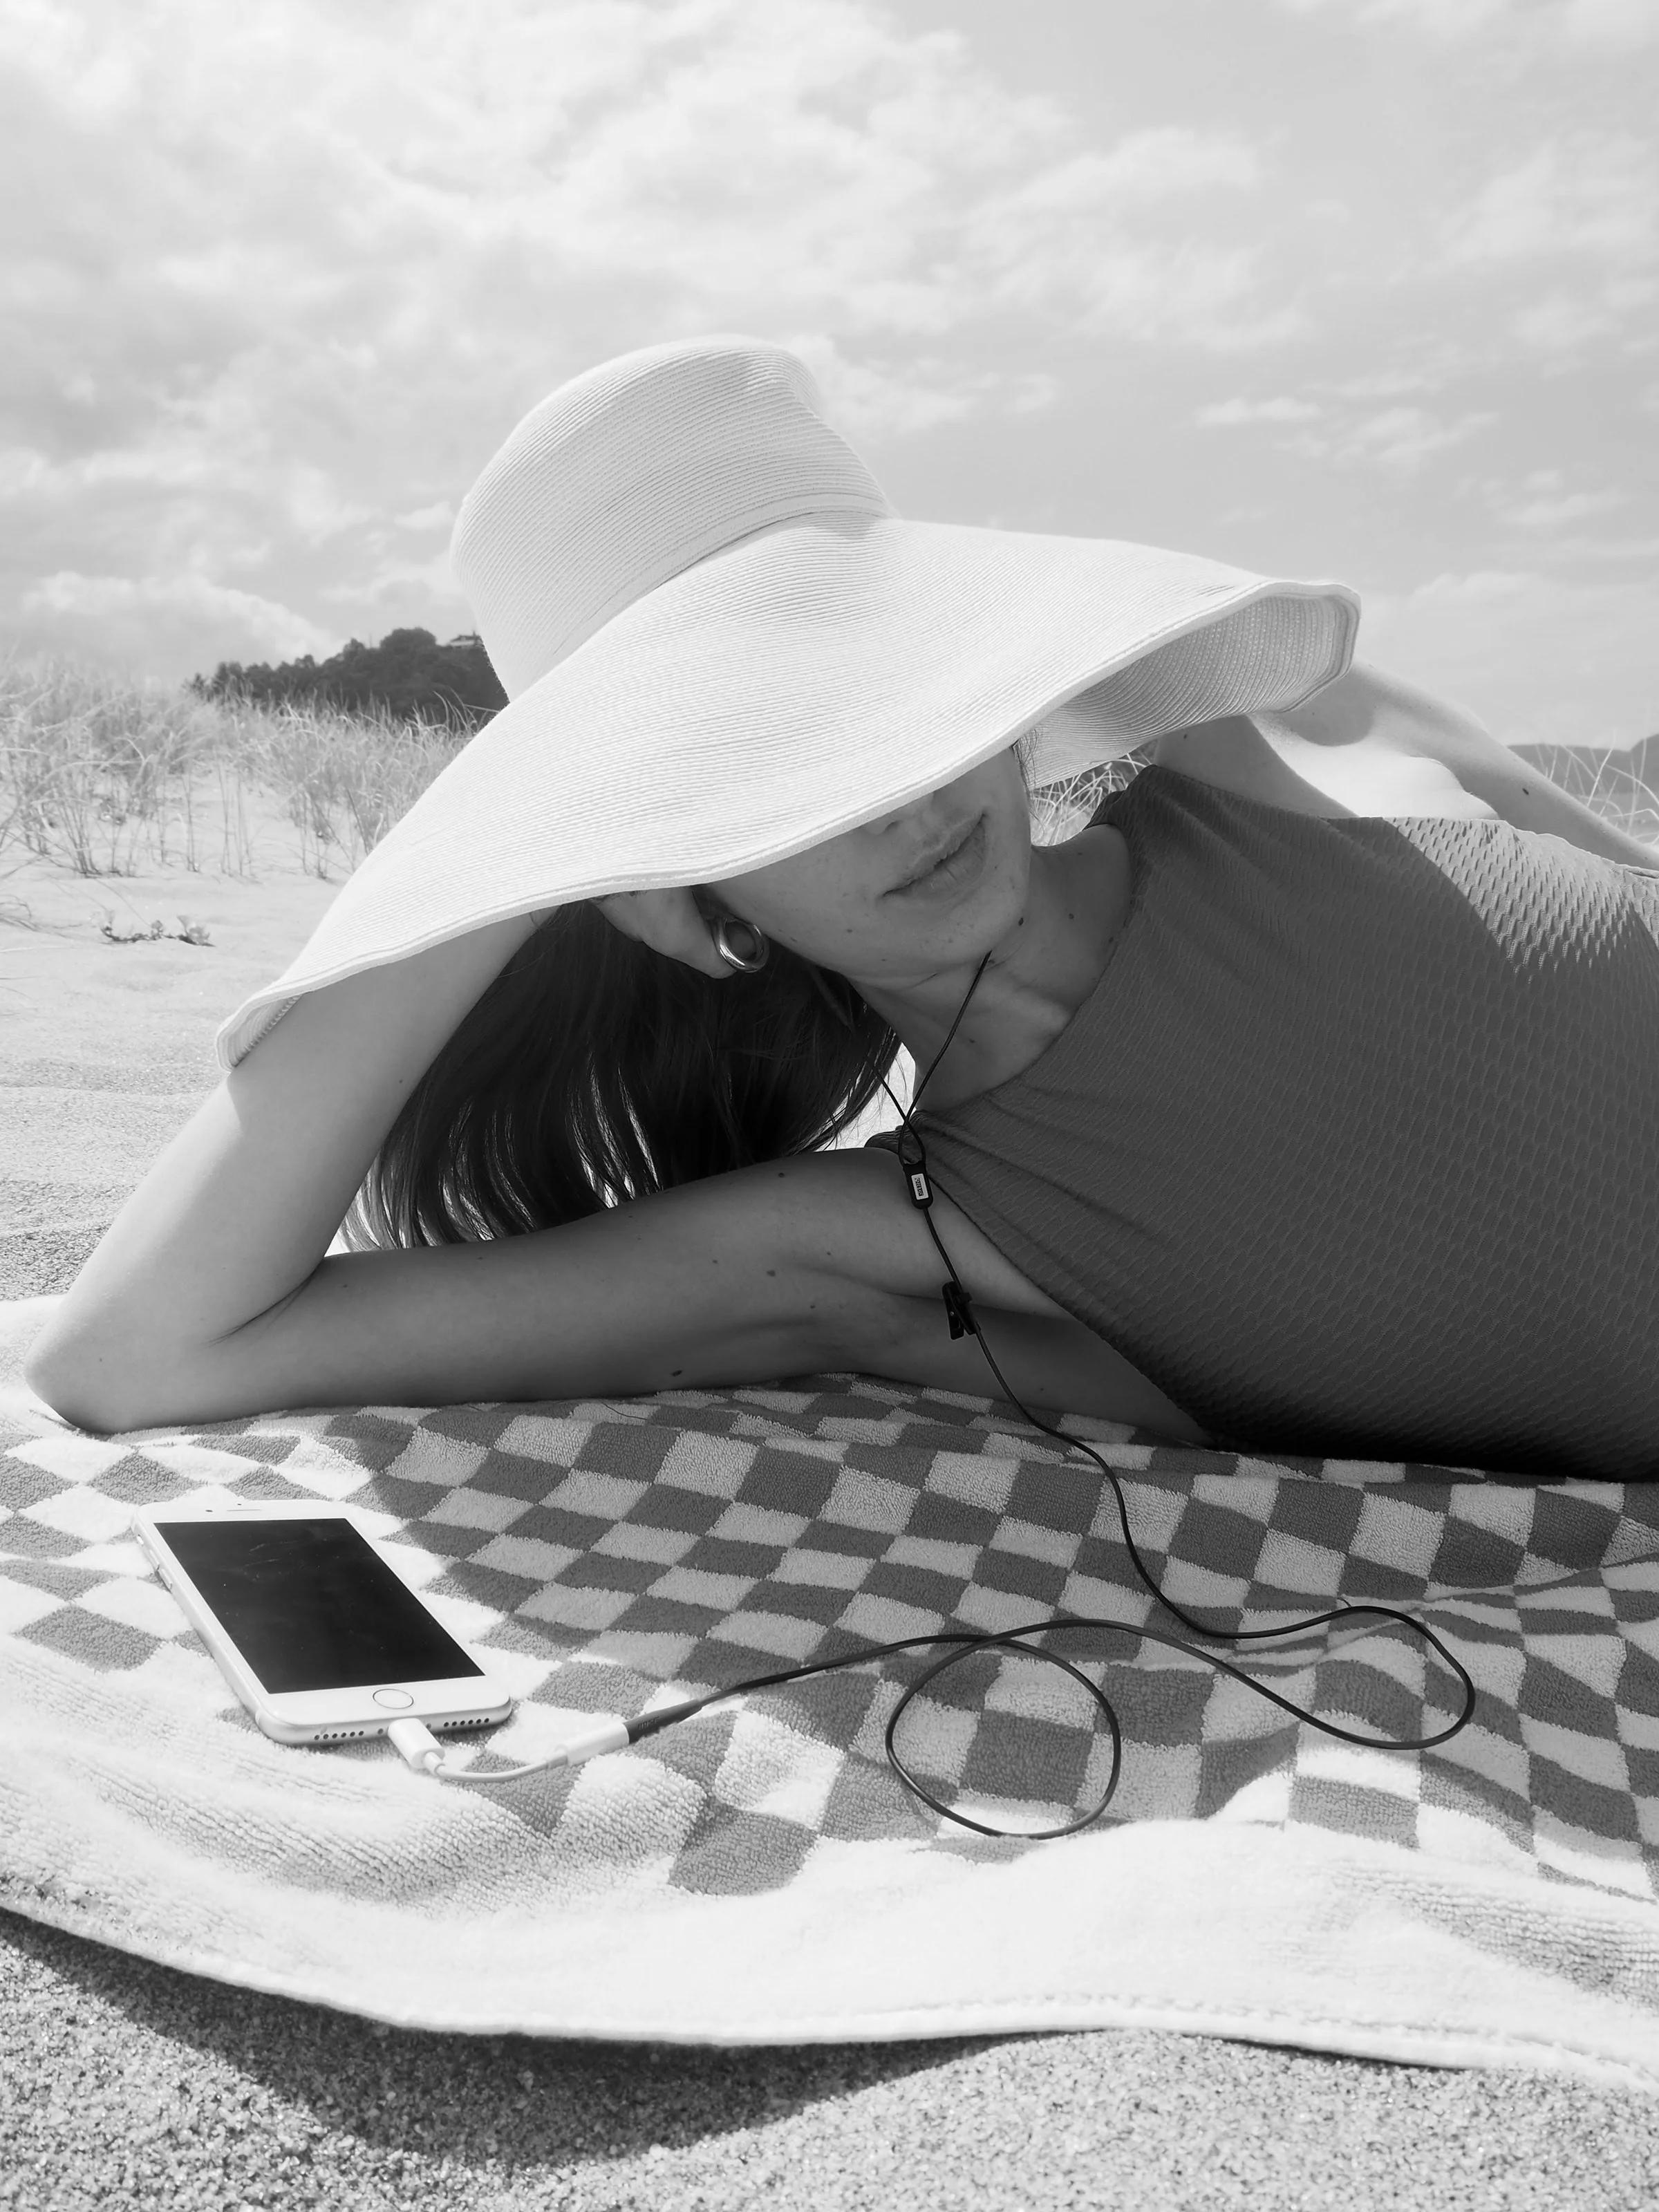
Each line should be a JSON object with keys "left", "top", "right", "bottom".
{"left": 26, "top": 338, "right": 1659, "bottom": 1483}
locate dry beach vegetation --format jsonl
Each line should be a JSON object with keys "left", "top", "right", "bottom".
{"left": 0, "top": 653, "right": 471, "bottom": 894}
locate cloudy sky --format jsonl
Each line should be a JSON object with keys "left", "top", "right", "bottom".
{"left": 3, "top": 0, "right": 1655, "bottom": 747}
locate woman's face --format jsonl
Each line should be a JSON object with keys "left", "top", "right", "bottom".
{"left": 704, "top": 747, "right": 1033, "bottom": 988}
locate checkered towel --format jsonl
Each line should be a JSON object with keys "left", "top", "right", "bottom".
{"left": 3, "top": 1293, "right": 1657, "bottom": 2088}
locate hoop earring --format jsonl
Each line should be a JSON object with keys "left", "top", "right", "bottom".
{"left": 711, "top": 915, "right": 770, "bottom": 972}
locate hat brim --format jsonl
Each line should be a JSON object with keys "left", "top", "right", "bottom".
{"left": 217, "top": 514, "right": 1357, "bottom": 1068}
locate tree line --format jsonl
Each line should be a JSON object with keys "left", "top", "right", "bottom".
{"left": 190, "top": 629, "right": 507, "bottom": 726}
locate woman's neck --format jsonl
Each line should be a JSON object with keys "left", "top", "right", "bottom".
{"left": 859, "top": 825, "right": 1132, "bottom": 1113}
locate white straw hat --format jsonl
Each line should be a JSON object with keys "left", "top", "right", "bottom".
{"left": 216, "top": 335, "right": 1359, "bottom": 1070}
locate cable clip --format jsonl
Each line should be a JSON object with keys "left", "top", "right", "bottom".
{"left": 941, "top": 1281, "right": 977, "bottom": 1340}
{"left": 896, "top": 1134, "right": 932, "bottom": 1211}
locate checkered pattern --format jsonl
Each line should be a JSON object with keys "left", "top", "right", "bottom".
{"left": 5, "top": 1375, "right": 1659, "bottom": 1900}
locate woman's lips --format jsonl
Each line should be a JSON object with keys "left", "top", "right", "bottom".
{"left": 892, "top": 814, "right": 987, "bottom": 896}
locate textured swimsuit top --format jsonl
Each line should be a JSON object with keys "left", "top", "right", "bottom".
{"left": 867, "top": 765, "right": 1659, "bottom": 1480}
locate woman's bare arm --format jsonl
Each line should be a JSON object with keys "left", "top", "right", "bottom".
{"left": 20, "top": 921, "right": 1191, "bottom": 1438}
{"left": 1262, "top": 662, "right": 1659, "bottom": 866}
{"left": 24, "top": 1165, "right": 881, "bottom": 1438}
{"left": 847, "top": 1288, "right": 1212, "bottom": 1443}
{"left": 21, "top": 917, "right": 536, "bottom": 1427}
{"left": 21, "top": 903, "right": 870, "bottom": 1434}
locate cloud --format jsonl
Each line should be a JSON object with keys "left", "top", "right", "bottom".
{"left": 1482, "top": 472, "right": 1651, "bottom": 552}
{"left": 0, "top": 0, "right": 1289, "bottom": 678}
{"left": 1329, "top": 406, "right": 1497, "bottom": 471}
{"left": 783, "top": 332, "right": 1058, "bottom": 439}
{"left": 319, "top": 548, "right": 458, "bottom": 612}
{"left": 1277, "top": 0, "right": 1513, "bottom": 35}
{"left": 393, "top": 502, "right": 456, "bottom": 533}
{"left": 1508, "top": 286, "right": 1654, "bottom": 354}
{"left": 1196, "top": 395, "right": 1322, "bottom": 427}
{"left": 1441, "top": 136, "right": 1658, "bottom": 268}
{"left": 1331, "top": 371, "right": 1444, "bottom": 400}
{"left": 950, "top": 129, "right": 1292, "bottom": 350}
{"left": 15, "top": 570, "right": 335, "bottom": 674}
{"left": 1197, "top": 395, "right": 1494, "bottom": 474}
{"left": 0, "top": 0, "right": 1649, "bottom": 727}
{"left": 1435, "top": 134, "right": 1657, "bottom": 360}
{"left": 1553, "top": 0, "right": 1659, "bottom": 44}
{"left": 1276, "top": 0, "right": 1657, "bottom": 48}
{"left": 1537, "top": 535, "right": 1659, "bottom": 563}
{"left": 1495, "top": 487, "right": 1628, "bottom": 529}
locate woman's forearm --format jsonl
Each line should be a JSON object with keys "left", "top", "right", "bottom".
{"left": 24, "top": 915, "right": 540, "bottom": 1421}
{"left": 1477, "top": 761, "right": 1659, "bottom": 868}
{"left": 1277, "top": 662, "right": 1659, "bottom": 868}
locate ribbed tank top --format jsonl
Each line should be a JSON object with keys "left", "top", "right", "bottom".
{"left": 867, "top": 765, "right": 1659, "bottom": 1479}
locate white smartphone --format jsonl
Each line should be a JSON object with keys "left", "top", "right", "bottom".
{"left": 131, "top": 1502, "right": 514, "bottom": 1746}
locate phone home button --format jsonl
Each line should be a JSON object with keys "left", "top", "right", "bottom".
{"left": 372, "top": 1687, "right": 416, "bottom": 1709}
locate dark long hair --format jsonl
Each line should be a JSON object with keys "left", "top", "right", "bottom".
{"left": 341, "top": 898, "right": 903, "bottom": 1248}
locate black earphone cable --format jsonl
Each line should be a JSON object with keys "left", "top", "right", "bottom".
{"left": 415, "top": 936, "right": 1477, "bottom": 1836}
{"left": 874, "top": 944, "right": 1471, "bottom": 1804}
{"left": 624, "top": 942, "right": 1476, "bottom": 1841}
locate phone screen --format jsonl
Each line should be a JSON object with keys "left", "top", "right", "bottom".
{"left": 156, "top": 1515, "right": 485, "bottom": 1695}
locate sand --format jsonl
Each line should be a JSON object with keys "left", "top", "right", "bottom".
{"left": 1, "top": 789, "right": 341, "bottom": 1296}
{"left": 2, "top": 794, "right": 1653, "bottom": 2208}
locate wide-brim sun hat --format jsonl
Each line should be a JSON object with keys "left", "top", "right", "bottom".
{"left": 216, "top": 335, "right": 1360, "bottom": 1070}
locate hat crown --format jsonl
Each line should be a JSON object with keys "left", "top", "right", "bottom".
{"left": 452, "top": 337, "right": 893, "bottom": 699}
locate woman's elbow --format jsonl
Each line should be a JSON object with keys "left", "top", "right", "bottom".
{"left": 24, "top": 1346, "right": 121, "bottom": 1434}
{"left": 22, "top": 1314, "right": 169, "bottom": 1436}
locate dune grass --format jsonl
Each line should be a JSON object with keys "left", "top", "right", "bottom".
{"left": 0, "top": 655, "right": 470, "bottom": 884}
{"left": 1, "top": 655, "right": 1654, "bottom": 894}
{"left": 1506, "top": 742, "right": 1659, "bottom": 851}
